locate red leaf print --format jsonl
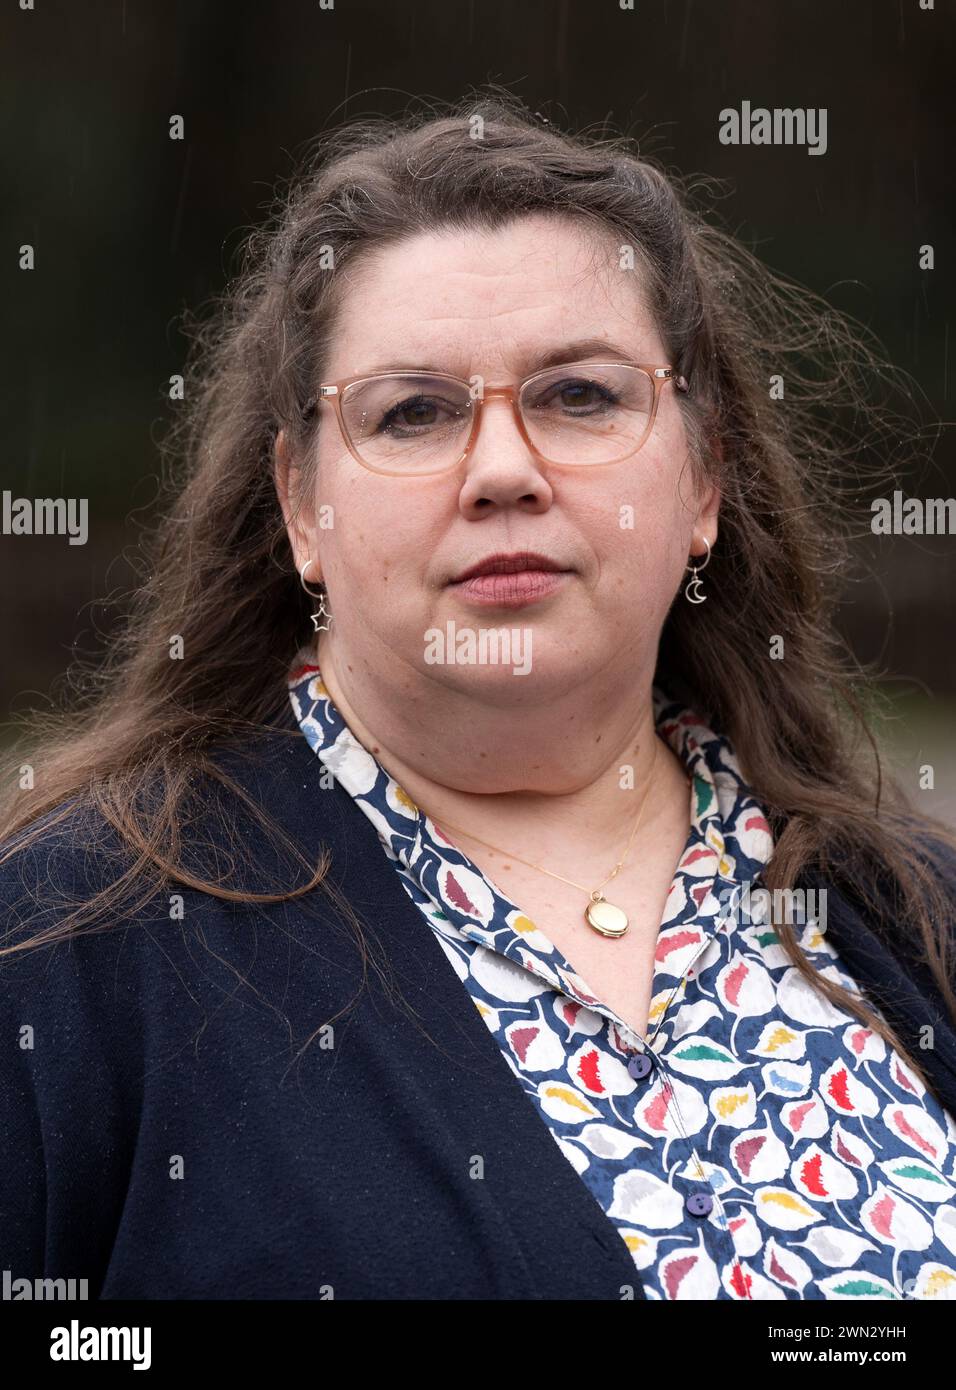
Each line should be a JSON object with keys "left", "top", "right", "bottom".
{"left": 683, "top": 846, "right": 715, "bottom": 869}
{"left": 797, "top": 1150, "right": 829, "bottom": 1198}
{"left": 825, "top": 1066, "right": 853, "bottom": 1112}
{"left": 664, "top": 1253, "right": 698, "bottom": 1299}
{"left": 733, "top": 1135, "right": 765, "bottom": 1178}
{"left": 560, "top": 999, "right": 584, "bottom": 1027}
{"left": 645, "top": 1088, "right": 674, "bottom": 1132}
{"left": 729, "top": 1261, "right": 753, "bottom": 1298}
{"left": 656, "top": 929, "right": 701, "bottom": 963}
{"left": 744, "top": 814, "right": 770, "bottom": 834}
{"left": 724, "top": 959, "right": 749, "bottom": 1007}
{"left": 767, "top": 1247, "right": 797, "bottom": 1288}
{"left": 834, "top": 1130, "right": 863, "bottom": 1168}
{"left": 891, "top": 1107, "right": 940, "bottom": 1161}
{"left": 576, "top": 1047, "right": 605, "bottom": 1094}
{"left": 443, "top": 871, "right": 477, "bottom": 914}
{"left": 891, "top": 1059, "right": 919, "bottom": 1096}
{"left": 870, "top": 1190, "right": 897, "bottom": 1239}
{"left": 788, "top": 1099, "right": 817, "bottom": 1133}
{"left": 510, "top": 1026, "right": 539, "bottom": 1064}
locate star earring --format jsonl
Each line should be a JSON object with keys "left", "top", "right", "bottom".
{"left": 684, "top": 536, "right": 711, "bottom": 604}
{"left": 299, "top": 559, "right": 333, "bottom": 633}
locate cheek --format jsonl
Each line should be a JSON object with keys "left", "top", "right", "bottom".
{"left": 319, "top": 475, "right": 434, "bottom": 599}
{"left": 605, "top": 454, "right": 692, "bottom": 551}
{"left": 594, "top": 464, "right": 694, "bottom": 603}
{"left": 634, "top": 437, "right": 699, "bottom": 545}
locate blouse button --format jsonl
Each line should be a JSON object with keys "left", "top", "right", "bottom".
{"left": 685, "top": 1191, "right": 713, "bottom": 1218}
{"left": 627, "top": 1052, "right": 653, "bottom": 1081}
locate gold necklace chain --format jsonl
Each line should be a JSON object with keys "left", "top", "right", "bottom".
{"left": 433, "top": 739, "right": 662, "bottom": 939}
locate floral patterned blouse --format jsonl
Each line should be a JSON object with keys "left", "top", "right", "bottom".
{"left": 287, "top": 651, "right": 956, "bottom": 1301}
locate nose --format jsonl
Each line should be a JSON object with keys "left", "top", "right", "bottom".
{"left": 456, "top": 395, "right": 554, "bottom": 517}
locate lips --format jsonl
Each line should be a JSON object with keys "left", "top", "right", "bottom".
{"left": 450, "top": 551, "right": 568, "bottom": 584}
{"left": 447, "top": 551, "right": 573, "bottom": 609}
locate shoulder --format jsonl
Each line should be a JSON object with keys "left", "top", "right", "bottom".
{"left": 0, "top": 717, "right": 371, "bottom": 1017}
{"left": 0, "top": 800, "right": 163, "bottom": 1274}
{"left": 1, "top": 796, "right": 127, "bottom": 908}
{"left": 779, "top": 808, "right": 956, "bottom": 1024}
{"left": 877, "top": 816, "right": 956, "bottom": 914}
{"left": 0, "top": 716, "right": 341, "bottom": 919}
{"left": 0, "top": 798, "right": 179, "bottom": 1071}
{"left": 797, "top": 810, "right": 956, "bottom": 906}
{"left": 0, "top": 722, "right": 372, "bottom": 1152}
{"left": 795, "top": 813, "right": 956, "bottom": 988}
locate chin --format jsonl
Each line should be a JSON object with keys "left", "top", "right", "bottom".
{"left": 420, "top": 648, "right": 581, "bottom": 705}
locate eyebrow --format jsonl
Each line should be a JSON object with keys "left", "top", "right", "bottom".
{"left": 362, "top": 338, "right": 640, "bottom": 376}
{"left": 533, "top": 339, "right": 638, "bottom": 370}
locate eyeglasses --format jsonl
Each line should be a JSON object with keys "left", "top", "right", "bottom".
{"left": 302, "top": 361, "right": 689, "bottom": 476}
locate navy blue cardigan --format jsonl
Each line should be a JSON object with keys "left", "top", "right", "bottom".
{"left": 2, "top": 709, "right": 956, "bottom": 1300}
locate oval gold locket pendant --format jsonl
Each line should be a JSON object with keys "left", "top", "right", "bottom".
{"left": 585, "top": 893, "right": 629, "bottom": 938}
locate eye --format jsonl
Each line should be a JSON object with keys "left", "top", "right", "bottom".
{"left": 532, "top": 377, "right": 621, "bottom": 413}
{"left": 377, "top": 393, "right": 464, "bottom": 435}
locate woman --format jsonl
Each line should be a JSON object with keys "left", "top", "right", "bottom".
{"left": 2, "top": 91, "right": 956, "bottom": 1302}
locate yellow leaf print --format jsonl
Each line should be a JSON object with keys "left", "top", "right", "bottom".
{"left": 623, "top": 1232, "right": 650, "bottom": 1253}
{"left": 925, "top": 1268, "right": 956, "bottom": 1298}
{"left": 393, "top": 785, "right": 418, "bottom": 814}
{"left": 765, "top": 1192, "right": 804, "bottom": 1211}
{"left": 714, "top": 1089, "right": 750, "bottom": 1120}
{"left": 544, "top": 1084, "right": 597, "bottom": 1116}
{"left": 765, "top": 1025, "right": 798, "bottom": 1054}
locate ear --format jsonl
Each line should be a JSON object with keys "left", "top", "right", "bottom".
{"left": 274, "top": 427, "right": 318, "bottom": 577}
{"left": 695, "top": 437, "right": 722, "bottom": 547}
{"left": 697, "top": 477, "right": 721, "bottom": 545}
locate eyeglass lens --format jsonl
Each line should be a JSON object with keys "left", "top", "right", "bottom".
{"left": 338, "top": 363, "right": 656, "bottom": 470}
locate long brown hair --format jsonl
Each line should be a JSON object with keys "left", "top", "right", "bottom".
{"left": 3, "top": 87, "right": 954, "bottom": 1091}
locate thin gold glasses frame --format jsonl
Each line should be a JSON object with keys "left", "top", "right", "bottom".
{"left": 301, "top": 362, "right": 690, "bottom": 477}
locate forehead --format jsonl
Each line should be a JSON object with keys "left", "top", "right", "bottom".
{"left": 324, "top": 214, "right": 661, "bottom": 376}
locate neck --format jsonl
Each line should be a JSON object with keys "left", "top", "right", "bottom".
{"left": 312, "top": 632, "right": 690, "bottom": 867}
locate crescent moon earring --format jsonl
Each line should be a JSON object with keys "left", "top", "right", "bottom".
{"left": 300, "top": 559, "right": 333, "bottom": 633}
{"left": 684, "top": 536, "right": 711, "bottom": 605}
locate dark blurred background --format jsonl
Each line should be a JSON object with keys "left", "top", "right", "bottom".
{"left": 2, "top": 0, "right": 954, "bottom": 817}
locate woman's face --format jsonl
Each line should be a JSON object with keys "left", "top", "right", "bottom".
{"left": 277, "top": 213, "right": 718, "bottom": 704}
